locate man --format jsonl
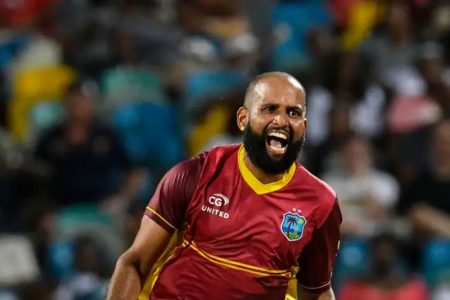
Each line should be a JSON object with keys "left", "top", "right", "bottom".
{"left": 107, "top": 72, "right": 342, "bottom": 300}
{"left": 405, "top": 119, "right": 450, "bottom": 236}
{"left": 35, "top": 81, "right": 140, "bottom": 212}
{"left": 323, "top": 135, "right": 399, "bottom": 238}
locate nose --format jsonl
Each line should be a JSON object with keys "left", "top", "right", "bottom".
{"left": 272, "top": 111, "right": 289, "bottom": 127}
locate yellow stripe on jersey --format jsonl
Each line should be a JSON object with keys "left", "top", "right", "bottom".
{"left": 146, "top": 206, "right": 176, "bottom": 231}
{"left": 139, "top": 237, "right": 299, "bottom": 299}
{"left": 186, "top": 241, "right": 291, "bottom": 277}
{"left": 237, "top": 145, "right": 296, "bottom": 195}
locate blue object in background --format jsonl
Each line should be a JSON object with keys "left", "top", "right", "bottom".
{"left": 422, "top": 239, "right": 450, "bottom": 288}
{"left": 333, "top": 239, "right": 370, "bottom": 290}
{"left": 184, "top": 70, "right": 248, "bottom": 110}
{"left": 28, "top": 100, "right": 64, "bottom": 140}
{"left": 271, "top": 2, "right": 331, "bottom": 71}
{"left": 47, "top": 240, "right": 74, "bottom": 280}
{"left": 101, "top": 67, "right": 167, "bottom": 110}
{"left": 0, "top": 33, "right": 29, "bottom": 69}
{"left": 113, "top": 101, "right": 184, "bottom": 170}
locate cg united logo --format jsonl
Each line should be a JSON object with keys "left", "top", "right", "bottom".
{"left": 208, "top": 193, "right": 229, "bottom": 206}
{"left": 280, "top": 212, "right": 306, "bottom": 241}
{"left": 202, "top": 193, "right": 230, "bottom": 219}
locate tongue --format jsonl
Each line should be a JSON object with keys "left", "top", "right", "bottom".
{"left": 270, "top": 139, "right": 283, "bottom": 148}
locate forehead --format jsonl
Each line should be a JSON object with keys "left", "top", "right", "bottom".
{"left": 252, "top": 77, "right": 305, "bottom": 108}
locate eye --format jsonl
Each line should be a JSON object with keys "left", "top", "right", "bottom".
{"left": 263, "top": 105, "right": 277, "bottom": 113}
{"left": 288, "top": 108, "right": 302, "bottom": 118}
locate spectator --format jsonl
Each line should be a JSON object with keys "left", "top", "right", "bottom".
{"left": 34, "top": 81, "right": 141, "bottom": 214}
{"left": 360, "top": 1, "right": 421, "bottom": 95}
{"left": 323, "top": 135, "right": 399, "bottom": 237}
{"left": 403, "top": 119, "right": 450, "bottom": 237}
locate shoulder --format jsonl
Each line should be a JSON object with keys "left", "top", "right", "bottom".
{"left": 296, "top": 164, "right": 336, "bottom": 201}
{"left": 161, "top": 146, "right": 239, "bottom": 193}
{"left": 170, "top": 152, "right": 207, "bottom": 177}
{"left": 205, "top": 144, "right": 240, "bottom": 157}
{"left": 295, "top": 165, "right": 339, "bottom": 226}
{"left": 201, "top": 144, "right": 241, "bottom": 165}
{"left": 372, "top": 170, "right": 398, "bottom": 184}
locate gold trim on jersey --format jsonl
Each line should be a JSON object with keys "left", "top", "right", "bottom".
{"left": 237, "top": 145, "right": 296, "bottom": 195}
{"left": 146, "top": 206, "right": 176, "bottom": 230}
{"left": 183, "top": 240, "right": 291, "bottom": 278}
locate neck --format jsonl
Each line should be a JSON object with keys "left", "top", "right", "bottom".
{"left": 243, "top": 150, "right": 285, "bottom": 184}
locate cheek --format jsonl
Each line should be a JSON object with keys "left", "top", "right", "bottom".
{"left": 291, "top": 122, "right": 306, "bottom": 139}
{"left": 249, "top": 116, "right": 269, "bottom": 130}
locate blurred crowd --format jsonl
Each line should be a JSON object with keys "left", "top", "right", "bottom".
{"left": 0, "top": 0, "right": 449, "bottom": 299}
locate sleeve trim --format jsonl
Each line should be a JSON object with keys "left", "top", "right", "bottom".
{"left": 300, "top": 280, "right": 331, "bottom": 290}
{"left": 146, "top": 206, "right": 176, "bottom": 230}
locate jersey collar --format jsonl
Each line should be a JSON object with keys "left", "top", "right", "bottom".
{"left": 237, "top": 145, "right": 296, "bottom": 195}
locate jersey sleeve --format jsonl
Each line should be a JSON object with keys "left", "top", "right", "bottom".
{"left": 296, "top": 199, "right": 342, "bottom": 293}
{"left": 144, "top": 154, "right": 205, "bottom": 233}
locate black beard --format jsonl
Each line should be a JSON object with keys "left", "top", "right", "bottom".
{"left": 243, "top": 124, "right": 304, "bottom": 175}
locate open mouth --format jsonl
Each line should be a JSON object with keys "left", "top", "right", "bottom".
{"left": 265, "top": 131, "right": 289, "bottom": 157}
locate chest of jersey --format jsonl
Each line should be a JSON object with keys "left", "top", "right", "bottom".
{"left": 184, "top": 155, "right": 318, "bottom": 270}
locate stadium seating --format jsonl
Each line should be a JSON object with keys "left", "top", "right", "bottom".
{"left": 112, "top": 101, "right": 184, "bottom": 170}
{"left": 48, "top": 203, "right": 125, "bottom": 279}
{"left": 422, "top": 239, "right": 450, "bottom": 288}
{"left": 8, "top": 65, "right": 75, "bottom": 141}
{"left": 333, "top": 239, "right": 370, "bottom": 290}
{"left": 101, "top": 67, "right": 166, "bottom": 112}
{"left": 47, "top": 239, "right": 74, "bottom": 279}
{"left": 271, "top": 2, "right": 332, "bottom": 71}
{"left": 28, "top": 100, "right": 64, "bottom": 142}
{"left": 0, "top": 34, "right": 28, "bottom": 69}
{"left": 183, "top": 70, "right": 248, "bottom": 111}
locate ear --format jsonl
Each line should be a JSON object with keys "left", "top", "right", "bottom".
{"left": 236, "top": 106, "right": 249, "bottom": 132}
{"left": 303, "top": 117, "right": 308, "bottom": 129}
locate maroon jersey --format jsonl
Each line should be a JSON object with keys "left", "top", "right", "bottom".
{"left": 145, "top": 144, "right": 341, "bottom": 300}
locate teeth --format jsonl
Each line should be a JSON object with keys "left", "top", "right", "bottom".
{"left": 268, "top": 132, "right": 288, "bottom": 140}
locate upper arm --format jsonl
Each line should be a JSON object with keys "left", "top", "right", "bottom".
{"left": 297, "top": 200, "right": 342, "bottom": 293}
{"left": 145, "top": 155, "right": 204, "bottom": 232}
{"left": 122, "top": 154, "right": 205, "bottom": 277}
{"left": 126, "top": 216, "right": 173, "bottom": 278}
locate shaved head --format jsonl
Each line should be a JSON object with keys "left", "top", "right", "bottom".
{"left": 243, "top": 72, "right": 305, "bottom": 109}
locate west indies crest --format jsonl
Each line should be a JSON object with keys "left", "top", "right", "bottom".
{"left": 280, "top": 211, "right": 306, "bottom": 241}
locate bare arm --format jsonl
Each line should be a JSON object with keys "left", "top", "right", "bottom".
{"left": 301, "top": 287, "right": 335, "bottom": 300}
{"left": 106, "top": 216, "right": 171, "bottom": 300}
{"left": 102, "top": 168, "right": 147, "bottom": 214}
{"left": 410, "top": 203, "right": 450, "bottom": 237}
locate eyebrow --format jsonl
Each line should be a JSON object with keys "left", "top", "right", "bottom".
{"left": 260, "top": 103, "right": 304, "bottom": 111}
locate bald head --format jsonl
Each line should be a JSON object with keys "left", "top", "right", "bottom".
{"left": 244, "top": 72, "right": 305, "bottom": 109}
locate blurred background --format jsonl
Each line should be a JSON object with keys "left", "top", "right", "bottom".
{"left": 0, "top": 0, "right": 449, "bottom": 299}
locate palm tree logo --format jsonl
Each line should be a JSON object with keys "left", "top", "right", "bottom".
{"left": 281, "top": 212, "right": 306, "bottom": 241}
